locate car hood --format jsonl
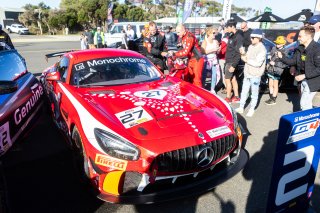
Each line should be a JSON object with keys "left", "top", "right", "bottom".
{"left": 72, "top": 78, "right": 233, "bottom": 150}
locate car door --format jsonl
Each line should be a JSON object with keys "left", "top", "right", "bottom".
{"left": 49, "top": 56, "right": 71, "bottom": 133}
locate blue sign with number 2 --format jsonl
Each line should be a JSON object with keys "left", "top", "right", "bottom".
{"left": 267, "top": 108, "right": 320, "bottom": 212}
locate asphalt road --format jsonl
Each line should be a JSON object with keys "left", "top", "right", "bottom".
{"left": 0, "top": 35, "right": 319, "bottom": 212}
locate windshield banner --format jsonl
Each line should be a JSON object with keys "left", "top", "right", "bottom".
{"left": 267, "top": 108, "right": 320, "bottom": 212}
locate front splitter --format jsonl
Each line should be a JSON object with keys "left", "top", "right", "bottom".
{"left": 97, "top": 148, "right": 249, "bottom": 204}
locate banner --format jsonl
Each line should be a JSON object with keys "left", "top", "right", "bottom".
{"left": 267, "top": 108, "right": 320, "bottom": 212}
{"left": 107, "top": 2, "right": 114, "bottom": 25}
{"left": 222, "top": 0, "right": 233, "bottom": 21}
{"left": 182, "top": 0, "right": 194, "bottom": 24}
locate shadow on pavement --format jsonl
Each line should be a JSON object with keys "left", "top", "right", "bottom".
{"left": 242, "top": 129, "right": 278, "bottom": 212}
{"left": 0, "top": 111, "right": 107, "bottom": 213}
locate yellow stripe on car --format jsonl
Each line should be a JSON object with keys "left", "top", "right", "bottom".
{"left": 103, "top": 171, "right": 125, "bottom": 195}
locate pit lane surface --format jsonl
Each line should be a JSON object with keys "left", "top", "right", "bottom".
{"left": 0, "top": 37, "right": 319, "bottom": 212}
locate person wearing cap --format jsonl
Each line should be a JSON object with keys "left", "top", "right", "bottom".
{"left": 277, "top": 25, "right": 320, "bottom": 111}
{"left": 264, "top": 36, "right": 288, "bottom": 105}
{"left": 224, "top": 19, "right": 244, "bottom": 103}
{"left": 0, "top": 24, "right": 14, "bottom": 49}
{"left": 235, "top": 29, "right": 266, "bottom": 117}
{"left": 308, "top": 15, "right": 320, "bottom": 43}
{"left": 94, "top": 27, "right": 105, "bottom": 48}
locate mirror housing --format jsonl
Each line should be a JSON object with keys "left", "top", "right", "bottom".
{"left": 45, "top": 71, "right": 61, "bottom": 81}
{"left": 0, "top": 81, "right": 18, "bottom": 95}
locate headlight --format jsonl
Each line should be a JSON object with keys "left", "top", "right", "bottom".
{"left": 94, "top": 128, "right": 140, "bottom": 161}
{"left": 230, "top": 107, "right": 239, "bottom": 130}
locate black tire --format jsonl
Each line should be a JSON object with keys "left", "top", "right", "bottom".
{"left": 71, "top": 126, "right": 99, "bottom": 196}
{"left": 71, "top": 126, "right": 90, "bottom": 181}
{"left": 8, "top": 29, "right": 11, "bottom": 33}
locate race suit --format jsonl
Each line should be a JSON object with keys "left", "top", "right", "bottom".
{"left": 145, "top": 31, "right": 166, "bottom": 71}
{"left": 174, "top": 31, "right": 204, "bottom": 87}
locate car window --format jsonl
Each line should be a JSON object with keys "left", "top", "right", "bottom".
{"left": 71, "top": 56, "right": 161, "bottom": 86}
{"left": 0, "top": 50, "right": 27, "bottom": 81}
{"left": 131, "top": 25, "right": 137, "bottom": 33}
{"left": 57, "top": 57, "right": 69, "bottom": 82}
{"left": 112, "top": 26, "right": 121, "bottom": 34}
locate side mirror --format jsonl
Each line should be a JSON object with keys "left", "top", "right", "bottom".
{"left": 0, "top": 81, "right": 18, "bottom": 95}
{"left": 46, "top": 71, "right": 61, "bottom": 81}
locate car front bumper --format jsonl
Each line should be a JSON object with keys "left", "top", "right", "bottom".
{"left": 96, "top": 148, "right": 248, "bottom": 204}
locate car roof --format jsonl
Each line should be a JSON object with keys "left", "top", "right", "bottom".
{"left": 66, "top": 49, "right": 145, "bottom": 62}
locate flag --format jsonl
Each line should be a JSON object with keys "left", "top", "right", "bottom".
{"left": 222, "top": 0, "right": 233, "bottom": 21}
{"left": 182, "top": 0, "right": 194, "bottom": 24}
{"left": 107, "top": 2, "right": 114, "bottom": 25}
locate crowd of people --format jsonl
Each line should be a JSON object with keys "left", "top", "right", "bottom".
{"left": 77, "top": 16, "right": 320, "bottom": 116}
{"left": 141, "top": 18, "right": 320, "bottom": 117}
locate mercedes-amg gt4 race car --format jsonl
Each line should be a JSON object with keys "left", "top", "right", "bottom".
{"left": 0, "top": 49, "right": 44, "bottom": 156}
{"left": 40, "top": 49, "right": 248, "bottom": 204}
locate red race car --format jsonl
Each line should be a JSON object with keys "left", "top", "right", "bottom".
{"left": 40, "top": 49, "right": 248, "bottom": 204}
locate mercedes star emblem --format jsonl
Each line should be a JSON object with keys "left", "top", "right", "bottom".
{"left": 196, "top": 147, "right": 214, "bottom": 167}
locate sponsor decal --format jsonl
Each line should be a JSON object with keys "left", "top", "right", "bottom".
{"left": 95, "top": 154, "right": 127, "bottom": 170}
{"left": 0, "top": 122, "right": 12, "bottom": 155}
{"left": 206, "top": 126, "right": 231, "bottom": 138}
{"left": 157, "top": 109, "right": 203, "bottom": 121}
{"left": 134, "top": 90, "right": 167, "bottom": 100}
{"left": 14, "top": 83, "right": 43, "bottom": 125}
{"left": 287, "top": 118, "right": 319, "bottom": 144}
{"left": 293, "top": 112, "right": 319, "bottom": 123}
{"left": 115, "top": 106, "right": 153, "bottom": 129}
{"left": 75, "top": 63, "right": 85, "bottom": 71}
{"left": 84, "top": 57, "right": 147, "bottom": 68}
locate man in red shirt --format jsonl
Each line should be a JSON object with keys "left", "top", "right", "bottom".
{"left": 171, "top": 24, "right": 204, "bottom": 87}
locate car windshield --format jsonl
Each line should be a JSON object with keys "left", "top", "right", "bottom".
{"left": 71, "top": 56, "right": 162, "bottom": 86}
{"left": 0, "top": 50, "right": 27, "bottom": 81}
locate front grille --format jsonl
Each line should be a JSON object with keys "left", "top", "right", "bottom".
{"left": 155, "top": 134, "right": 237, "bottom": 173}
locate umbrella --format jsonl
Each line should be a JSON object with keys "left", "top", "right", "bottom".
{"left": 285, "top": 9, "right": 313, "bottom": 22}
{"left": 230, "top": 13, "right": 245, "bottom": 22}
{"left": 247, "top": 12, "right": 286, "bottom": 22}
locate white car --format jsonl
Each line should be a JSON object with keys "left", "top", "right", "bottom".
{"left": 6, "top": 24, "right": 29, "bottom": 35}
{"left": 106, "top": 22, "right": 147, "bottom": 47}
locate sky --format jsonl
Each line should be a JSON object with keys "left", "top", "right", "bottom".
{"left": 2, "top": 0, "right": 60, "bottom": 9}
{"left": 1, "top": 0, "right": 318, "bottom": 19}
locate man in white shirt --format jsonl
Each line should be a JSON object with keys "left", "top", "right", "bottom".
{"left": 126, "top": 24, "right": 135, "bottom": 50}
{"left": 308, "top": 15, "right": 320, "bottom": 43}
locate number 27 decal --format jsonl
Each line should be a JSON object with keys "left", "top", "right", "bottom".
{"left": 115, "top": 106, "right": 153, "bottom": 128}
